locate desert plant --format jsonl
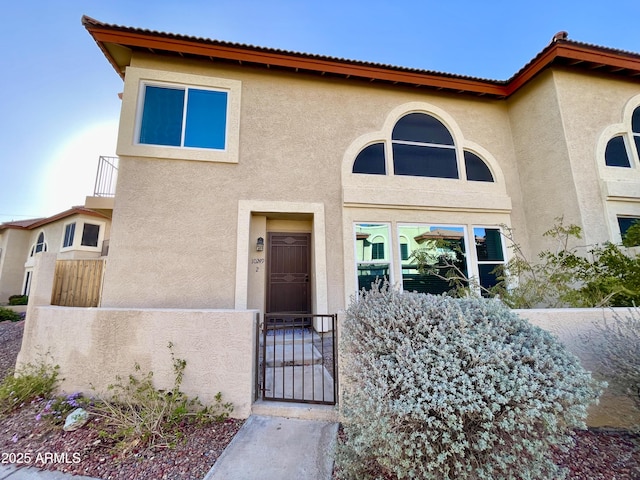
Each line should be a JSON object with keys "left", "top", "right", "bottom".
{"left": 0, "top": 355, "right": 60, "bottom": 415}
{"left": 411, "top": 218, "right": 640, "bottom": 308}
{"left": 0, "top": 307, "right": 22, "bottom": 323}
{"left": 336, "top": 283, "right": 603, "bottom": 480}
{"left": 92, "top": 342, "right": 233, "bottom": 451}
{"left": 589, "top": 308, "right": 640, "bottom": 427}
{"left": 36, "top": 392, "right": 91, "bottom": 425}
{"left": 8, "top": 295, "right": 28, "bottom": 306}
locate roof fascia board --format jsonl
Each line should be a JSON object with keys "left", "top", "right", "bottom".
{"left": 87, "top": 28, "right": 507, "bottom": 96}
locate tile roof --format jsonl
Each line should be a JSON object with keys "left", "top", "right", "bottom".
{"left": 0, "top": 206, "right": 109, "bottom": 231}
{"left": 82, "top": 16, "right": 640, "bottom": 99}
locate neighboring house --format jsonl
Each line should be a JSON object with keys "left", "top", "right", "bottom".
{"left": 0, "top": 207, "right": 111, "bottom": 303}
{"left": 15, "top": 18, "right": 640, "bottom": 420}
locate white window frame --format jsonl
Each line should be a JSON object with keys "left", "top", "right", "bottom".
{"left": 119, "top": 67, "right": 242, "bottom": 164}
{"left": 60, "top": 219, "right": 106, "bottom": 253}
{"left": 61, "top": 222, "right": 76, "bottom": 249}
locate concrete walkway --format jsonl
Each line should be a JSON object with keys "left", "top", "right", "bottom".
{"left": 0, "top": 465, "right": 100, "bottom": 479}
{"left": 0, "top": 414, "right": 339, "bottom": 480}
{"left": 203, "top": 415, "right": 339, "bottom": 480}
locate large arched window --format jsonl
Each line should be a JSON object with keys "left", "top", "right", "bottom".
{"left": 351, "top": 111, "right": 494, "bottom": 182}
{"left": 392, "top": 113, "right": 458, "bottom": 178}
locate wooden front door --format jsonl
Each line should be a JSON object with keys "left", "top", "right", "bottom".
{"left": 266, "top": 233, "right": 311, "bottom": 314}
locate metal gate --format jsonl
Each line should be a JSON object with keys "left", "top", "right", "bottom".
{"left": 257, "top": 314, "right": 337, "bottom": 405}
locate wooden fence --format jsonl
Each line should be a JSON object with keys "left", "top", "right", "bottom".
{"left": 51, "top": 259, "right": 105, "bottom": 307}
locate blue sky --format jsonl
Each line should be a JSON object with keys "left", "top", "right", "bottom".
{"left": 1, "top": 1, "right": 639, "bottom": 223}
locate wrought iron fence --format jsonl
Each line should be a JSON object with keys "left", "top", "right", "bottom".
{"left": 259, "top": 314, "right": 337, "bottom": 405}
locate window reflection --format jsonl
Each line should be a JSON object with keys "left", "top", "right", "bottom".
{"left": 355, "top": 224, "right": 390, "bottom": 291}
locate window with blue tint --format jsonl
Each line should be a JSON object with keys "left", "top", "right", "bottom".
{"left": 464, "top": 151, "right": 494, "bottom": 182}
{"left": 393, "top": 143, "right": 458, "bottom": 178}
{"left": 392, "top": 113, "right": 454, "bottom": 145}
{"left": 185, "top": 89, "right": 227, "bottom": 149}
{"left": 63, "top": 223, "right": 76, "bottom": 248}
{"left": 139, "top": 86, "right": 184, "bottom": 146}
{"left": 605, "top": 136, "right": 631, "bottom": 167}
{"left": 139, "top": 84, "right": 228, "bottom": 150}
{"left": 353, "top": 143, "right": 386, "bottom": 174}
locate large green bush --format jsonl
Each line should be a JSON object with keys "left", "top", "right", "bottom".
{"left": 336, "top": 285, "right": 603, "bottom": 480}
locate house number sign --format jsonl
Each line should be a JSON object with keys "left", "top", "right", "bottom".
{"left": 251, "top": 257, "right": 265, "bottom": 272}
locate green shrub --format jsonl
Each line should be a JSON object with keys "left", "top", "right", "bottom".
{"left": 0, "top": 356, "right": 60, "bottom": 415}
{"left": 8, "top": 295, "right": 28, "bottom": 305}
{"left": 0, "top": 307, "right": 22, "bottom": 322}
{"left": 92, "top": 342, "right": 233, "bottom": 450}
{"left": 336, "top": 284, "right": 603, "bottom": 480}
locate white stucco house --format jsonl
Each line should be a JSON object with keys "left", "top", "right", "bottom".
{"left": 16, "top": 17, "right": 640, "bottom": 422}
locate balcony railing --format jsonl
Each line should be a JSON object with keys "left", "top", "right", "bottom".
{"left": 93, "top": 156, "right": 118, "bottom": 197}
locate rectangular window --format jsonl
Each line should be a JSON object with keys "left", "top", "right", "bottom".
{"left": 618, "top": 216, "right": 640, "bottom": 239}
{"left": 63, "top": 222, "right": 76, "bottom": 248}
{"left": 81, "top": 223, "right": 100, "bottom": 247}
{"left": 355, "top": 224, "right": 391, "bottom": 291}
{"left": 474, "top": 227, "right": 506, "bottom": 294}
{"left": 139, "top": 85, "right": 228, "bottom": 150}
{"left": 398, "top": 225, "right": 468, "bottom": 295}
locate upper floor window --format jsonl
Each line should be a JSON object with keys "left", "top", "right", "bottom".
{"left": 63, "top": 223, "right": 76, "bottom": 248}
{"left": 139, "top": 84, "right": 228, "bottom": 150}
{"left": 604, "top": 106, "right": 640, "bottom": 168}
{"left": 352, "top": 112, "right": 494, "bottom": 182}
{"left": 30, "top": 232, "right": 47, "bottom": 256}
{"left": 61, "top": 220, "right": 104, "bottom": 251}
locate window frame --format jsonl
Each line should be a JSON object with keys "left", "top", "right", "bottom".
{"left": 137, "top": 83, "right": 229, "bottom": 150}
{"left": 472, "top": 225, "right": 507, "bottom": 294}
{"left": 354, "top": 223, "right": 393, "bottom": 291}
{"left": 396, "top": 223, "right": 471, "bottom": 295}
{"left": 62, "top": 222, "right": 76, "bottom": 249}
{"left": 119, "top": 67, "right": 242, "bottom": 164}
{"left": 60, "top": 219, "right": 106, "bottom": 253}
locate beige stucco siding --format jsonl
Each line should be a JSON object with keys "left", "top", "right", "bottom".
{"left": 0, "top": 229, "right": 31, "bottom": 301}
{"left": 507, "top": 71, "right": 584, "bottom": 256}
{"left": 105, "top": 54, "right": 529, "bottom": 310}
{"left": 553, "top": 69, "right": 640, "bottom": 245}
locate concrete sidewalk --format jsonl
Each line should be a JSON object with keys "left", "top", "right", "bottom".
{"left": 0, "top": 414, "right": 339, "bottom": 480}
{"left": 0, "top": 465, "right": 100, "bottom": 479}
{"left": 203, "top": 415, "right": 339, "bottom": 480}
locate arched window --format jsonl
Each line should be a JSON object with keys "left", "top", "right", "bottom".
{"left": 633, "top": 106, "right": 640, "bottom": 158}
{"left": 31, "top": 232, "right": 47, "bottom": 257}
{"left": 351, "top": 110, "right": 495, "bottom": 182}
{"left": 464, "top": 151, "right": 494, "bottom": 182}
{"left": 605, "top": 136, "right": 631, "bottom": 167}
{"left": 353, "top": 143, "right": 385, "bottom": 174}
{"left": 392, "top": 113, "right": 458, "bottom": 178}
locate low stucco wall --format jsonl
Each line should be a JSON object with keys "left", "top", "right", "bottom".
{"left": 517, "top": 308, "right": 640, "bottom": 429}
{"left": 16, "top": 306, "right": 258, "bottom": 419}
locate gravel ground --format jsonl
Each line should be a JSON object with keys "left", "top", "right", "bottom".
{"left": 3, "top": 319, "right": 640, "bottom": 479}
{"left": 0, "top": 319, "right": 243, "bottom": 480}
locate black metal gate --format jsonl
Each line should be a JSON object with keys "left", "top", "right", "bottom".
{"left": 257, "top": 314, "right": 337, "bottom": 405}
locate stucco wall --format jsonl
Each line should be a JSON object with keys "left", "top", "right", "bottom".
{"left": 16, "top": 306, "right": 258, "bottom": 419}
{"left": 518, "top": 308, "right": 640, "bottom": 428}
{"left": 104, "top": 53, "right": 529, "bottom": 311}
{"left": 0, "top": 229, "right": 31, "bottom": 302}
